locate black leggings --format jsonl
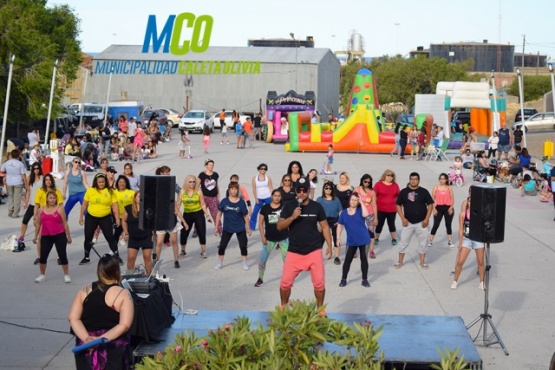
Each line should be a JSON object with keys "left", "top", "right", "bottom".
{"left": 375, "top": 211, "right": 397, "bottom": 234}
{"left": 84, "top": 214, "right": 117, "bottom": 255}
{"left": 217, "top": 230, "right": 248, "bottom": 256}
{"left": 399, "top": 139, "right": 407, "bottom": 158}
{"left": 40, "top": 232, "right": 68, "bottom": 265}
{"left": 326, "top": 217, "right": 338, "bottom": 246}
{"left": 342, "top": 245, "right": 368, "bottom": 280}
{"left": 22, "top": 205, "right": 35, "bottom": 225}
{"left": 430, "top": 205, "right": 454, "bottom": 236}
{"left": 180, "top": 210, "right": 207, "bottom": 245}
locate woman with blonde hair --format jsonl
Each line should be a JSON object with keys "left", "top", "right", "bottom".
{"left": 373, "top": 169, "right": 400, "bottom": 246}
{"left": 178, "top": 175, "right": 212, "bottom": 258}
{"left": 122, "top": 191, "right": 153, "bottom": 274}
{"left": 334, "top": 172, "right": 353, "bottom": 209}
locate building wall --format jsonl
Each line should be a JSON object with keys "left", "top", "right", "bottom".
{"left": 430, "top": 44, "right": 514, "bottom": 72}
{"left": 82, "top": 49, "right": 339, "bottom": 117}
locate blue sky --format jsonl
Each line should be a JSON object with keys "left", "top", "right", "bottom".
{"left": 49, "top": 0, "right": 553, "bottom": 59}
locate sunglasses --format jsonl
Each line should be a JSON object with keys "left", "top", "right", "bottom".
{"left": 386, "top": 174, "right": 394, "bottom": 177}
{"left": 283, "top": 179, "right": 291, "bottom": 182}
{"left": 188, "top": 180, "right": 196, "bottom": 183}
{"left": 296, "top": 188, "right": 308, "bottom": 193}
{"left": 324, "top": 187, "right": 332, "bottom": 190}
{"left": 363, "top": 180, "right": 370, "bottom": 183}
{"left": 259, "top": 167, "right": 267, "bottom": 171}
{"left": 73, "top": 161, "right": 80, "bottom": 164}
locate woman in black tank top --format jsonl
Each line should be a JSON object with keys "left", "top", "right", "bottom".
{"left": 69, "top": 254, "right": 134, "bottom": 369}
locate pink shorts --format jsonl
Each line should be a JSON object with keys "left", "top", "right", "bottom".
{"left": 280, "top": 249, "right": 325, "bottom": 291}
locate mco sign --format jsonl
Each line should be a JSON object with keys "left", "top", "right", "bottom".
{"left": 142, "top": 13, "right": 213, "bottom": 55}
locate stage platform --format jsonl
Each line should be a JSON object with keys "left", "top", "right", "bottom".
{"left": 133, "top": 310, "right": 482, "bottom": 369}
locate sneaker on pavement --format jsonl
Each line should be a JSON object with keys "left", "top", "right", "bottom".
{"left": 174, "top": 260, "right": 180, "bottom": 268}
{"left": 448, "top": 241, "right": 454, "bottom": 248}
{"left": 200, "top": 252, "right": 207, "bottom": 259}
{"left": 479, "top": 281, "right": 485, "bottom": 290}
{"left": 79, "top": 257, "right": 91, "bottom": 265}
{"left": 369, "top": 251, "right": 376, "bottom": 259}
{"left": 339, "top": 279, "right": 347, "bottom": 287}
{"left": 192, "top": 231, "right": 198, "bottom": 238}
{"left": 334, "top": 257, "right": 341, "bottom": 265}
{"left": 35, "top": 275, "right": 46, "bottom": 283}
{"left": 451, "top": 281, "right": 458, "bottom": 290}
{"left": 242, "top": 262, "right": 249, "bottom": 271}
{"left": 374, "top": 239, "right": 380, "bottom": 246}
{"left": 254, "top": 278, "right": 264, "bottom": 287}
{"left": 214, "top": 261, "right": 223, "bottom": 270}
{"left": 391, "top": 239, "right": 397, "bottom": 246}
{"left": 450, "top": 270, "right": 455, "bottom": 276}
{"left": 427, "top": 242, "right": 432, "bottom": 248}
{"left": 64, "top": 275, "right": 72, "bottom": 283}
{"left": 361, "top": 280, "right": 371, "bottom": 288}
{"left": 33, "top": 257, "right": 40, "bottom": 265}
{"left": 180, "top": 250, "right": 187, "bottom": 256}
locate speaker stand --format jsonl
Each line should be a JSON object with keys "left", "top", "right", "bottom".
{"left": 466, "top": 243, "right": 509, "bottom": 355}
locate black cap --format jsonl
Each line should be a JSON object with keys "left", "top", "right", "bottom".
{"left": 107, "top": 166, "right": 117, "bottom": 173}
{"left": 294, "top": 177, "right": 310, "bottom": 190}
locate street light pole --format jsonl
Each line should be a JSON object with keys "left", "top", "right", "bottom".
{"left": 290, "top": 32, "right": 297, "bottom": 91}
{"left": 516, "top": 68, "right": 527, "bottom": 148}
{"left": 0, "top": 54, "right": 15, "bottom": 163}
{"left": 103, "top": 65, "right": 115, "bottom": 127}
{"left": 549, "top": 64, "right": 555, "bottom": 115}
{"left": 491, "top": 70, "right": 499, "bottom": 131}
{"left": 394, "top": 23, "right": 400, "bottom": 55}
{"left": 78, "top": 66, "right": 92, "bottom": 131}
{"left": 44, "top": 59, "right": 59, "bottom": 145}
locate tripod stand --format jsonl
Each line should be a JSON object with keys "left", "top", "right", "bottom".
{"left": 466, "top": 242, "right": 509, "bottom": 355}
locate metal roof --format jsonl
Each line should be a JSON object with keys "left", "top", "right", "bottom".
{"left": 95, "top": 45, "right": 333, "bottom": 64}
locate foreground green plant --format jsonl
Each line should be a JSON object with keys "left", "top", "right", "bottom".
{"left": 430, "top": 347, "right": 469, "bottom": 370}
{"left": 136, "top": 300, "right": 384, "bottom": 370}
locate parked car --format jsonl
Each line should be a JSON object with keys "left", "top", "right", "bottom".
{"left": 513, "top": 112, "right": 555, "bottom": 133}
{"left": 514, "top": 108, "right": 538, "bottom": 123}
{"left": 212, "top": 110, "right": 248, "bottom": 130}
{"left": 179, "top": 110, "right": 214, "bottom": 133}
{"left": 140, "top": 109, "right": 168, "bottom": 127}
{"left": 157, "top": 108, "right": 182, "bottom": 127}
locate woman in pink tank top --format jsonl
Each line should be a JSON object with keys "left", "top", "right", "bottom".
{"left": 428, "top": 173, "right": 455, "bottom": 247}
{"left": 34, "top": 190, "right": 72, "bottom": 284}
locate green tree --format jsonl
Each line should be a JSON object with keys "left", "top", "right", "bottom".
{"left": 339, "top": 56, "right": 482, "bottom": 113}
{"left": 0, "top": 0, "right": 81, "bottom": 125}
{"left": 506, "top": 75, "right": 552, "bottom": 102}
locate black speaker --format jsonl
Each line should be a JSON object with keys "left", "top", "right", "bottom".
{"left": 139, "top": 175, "right": 176, "bottom": 231}
{"left": 469, "top": 184, "right": 506, "bottom": 243}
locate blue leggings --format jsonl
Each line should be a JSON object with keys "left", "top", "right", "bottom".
{"left": 64, "top": 192, "right": 85, "bottom": 218}
{"left": 249, "top": 197, "right": 271, "bottom": 230}
{"left": 257, "top": 239, "right": 288, "bottom": 280}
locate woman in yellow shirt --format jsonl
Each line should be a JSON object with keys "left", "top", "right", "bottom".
{"left": 78, "top": 173, "right": 121, "bottom": 265}
{"left": 113, "top": 176, "right": 135, "bottom": 247}
{"left": 178, "top": 175, "right": 212, "bottom": 258}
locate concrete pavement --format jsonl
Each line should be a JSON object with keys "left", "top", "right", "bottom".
{"left": 0, "top": 129, "right": 554, "bottom": 369}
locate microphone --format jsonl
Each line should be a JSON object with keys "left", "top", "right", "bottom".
{"left": 297, "top": 198, "right": 303, "bottom": 207}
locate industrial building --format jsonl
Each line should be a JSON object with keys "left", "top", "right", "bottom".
{"left": 430, "top": 41, "right": 515, "bottom": 72}
{"left": 83, "top": 45, "right": 340, "bottom": 117}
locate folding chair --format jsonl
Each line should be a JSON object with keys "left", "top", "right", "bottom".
{"left": 423, "top": 145, "right": 437, "bottom": 161}
{"left": 432, "top": 140, "right": 450, "bottom": 162}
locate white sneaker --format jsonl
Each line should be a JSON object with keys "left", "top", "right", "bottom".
{"left": 448, "top": 241, "right": 454, "bottom": 248}
{"left": 35, "top": 275, "right": 46, "bottom": 283}
{"left": 92, "top": 237, "right": 97, "bottom": 244}
{"left": 427, "top": 242, "right": 432, "bottom": 248}
{"left": 214, "top": 262, "right": 223, "bottom": 270}
{"left": 450, "top": 281, "right": 458, "bottom": 290}
{"left": 64, "top": 275, "right": 72, "bottom": 283}
{"left": 242, "top": 262, "right": 249, "bottom": 271}
{"left": 479, "top": 281, "right": 485, "bottom": 290}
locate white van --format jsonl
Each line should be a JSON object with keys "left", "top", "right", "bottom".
{"left": 69, "top": 103, "right": 107, "bottom": 127}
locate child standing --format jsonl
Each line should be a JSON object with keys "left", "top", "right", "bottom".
{"left": 220, "top": 123, "right": 229, "bottom": 144}
{"left": 202, "top": 125, "right": 211, "bottom": 154}
{"left": 178, "top": 131, "right": 190, "bottom": 158}
{"left": 326, "top": 144, "right": 334, "bottom": 173}
{"left": 410, "top": 126, "right": 419, "bottom": 160}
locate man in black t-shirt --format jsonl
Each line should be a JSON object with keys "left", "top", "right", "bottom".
{"left": 395, "top": 172, "right": 434, "bottom": 269}
{"left": 253, "top": 113, "right": 263, "bottom": 141}
{"left": 277, "top": 177, "right": 332, "bottom": 314}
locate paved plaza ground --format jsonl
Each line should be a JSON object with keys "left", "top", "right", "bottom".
{"left": 1, "top": 129, "right": 554, "bottom": 369}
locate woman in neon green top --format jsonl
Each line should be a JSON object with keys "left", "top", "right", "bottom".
{"left": 113, "top": 175, "right": 135, "bottom": 247}
{"left": 78, "top": 173, "right": 121, "bottom": 265}
{"left": 178, "top": 175, "right": 212, "bottom": 258}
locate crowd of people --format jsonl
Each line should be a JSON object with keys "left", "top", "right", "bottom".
{"left": 2, "top": 117, "right": 555, "bottom": 369}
